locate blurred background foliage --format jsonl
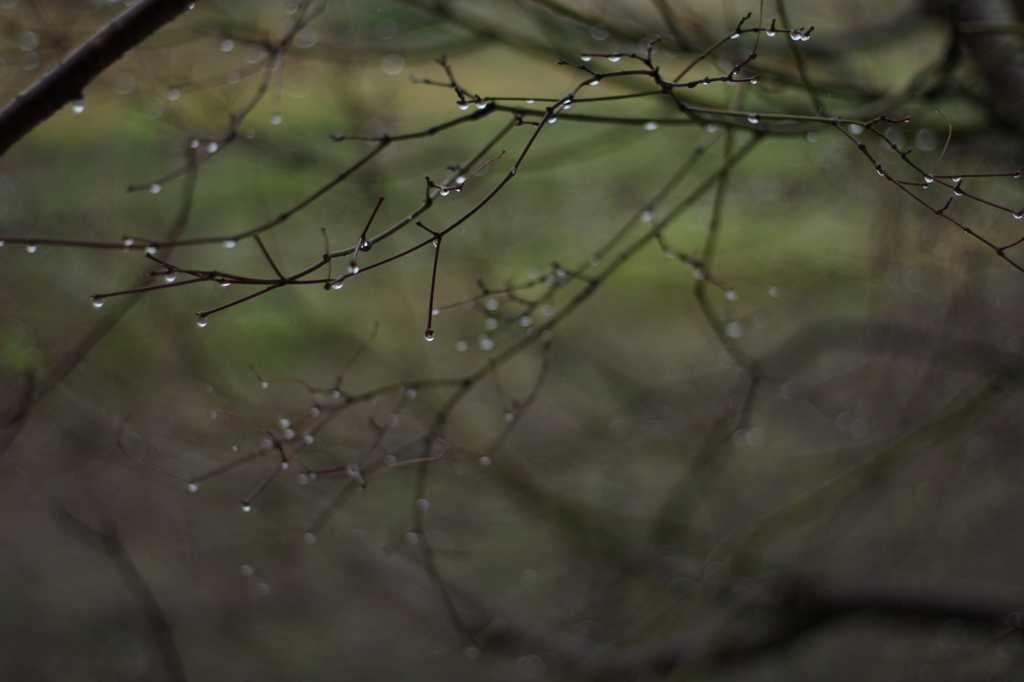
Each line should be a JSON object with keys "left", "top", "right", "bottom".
{"left": 3, "top": 0, "right": 1024, "bottom": 680}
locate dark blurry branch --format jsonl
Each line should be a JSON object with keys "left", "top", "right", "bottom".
{"left": 710, "top": 375, "right": 1006, "bottom": 569}
{"left": 355, "top": 533, "right": 1024, "bottom": 679}
{"left": 57, "top": 508, "right": 188, "bottom": 682}
{"left": 0, "top": 0, "right": 193, "bottom": 157}
{"left": 0, "top": 156, "right": 199, "bottom": 459}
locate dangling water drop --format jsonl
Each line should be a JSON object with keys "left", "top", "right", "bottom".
{"left": 196, "top": 315, "right": 209, "bottom": 328}
{"left": 72, "top": 99, "right": 85, "bottom": 114}
{"left": 187, "top": 482, "right": 199, "bottom": 493}
{"left": 439, "top": 187, "right": 449, "bottom": 196}
{"left": 475, "top": 101, "right": 487, "bottom": 110}
{"left": 303, "top": 533, "right": 317, "bottom": 544}
{"left": 747, "top": 114, "right": 760, "bottom": 124}
{"left": 25, "top": 244, "right": 37, "bottom": 253}
{"left": 331, "top": 279, "right": 344, "bottom": 290}
{"left": 1014, "top": 210, "right": 1024, "bottom": 220}
{"left": 424, "top": 328, "right": 435, "bottom": 341}
{"left": 222, "top": 239, "right": 236, "bottom": 248}
{"left": 608, "top": 55, "right": 621, "bottom": 62}
{"left": 164, "top": 272, "right": 177, "bottom": 282}
{"left": 458, "top": 102, "right": 469, "bottom": 110}
{"left": 725, "top": 289, "right": 738, "bottom": 301}
{"left": 730, "top": 33, "right": 740, "bottom": 40}
{"left": 455, "top": 340, "right": 468, "bottom": 352}
{"left": 270, "top": 113, "right": 282, "bottom": 125}
{"left": 952, "top": 176, "right": 961, "bottom": 183}
{"left": 923, "top": 174, "right": 934, "bottom": 184}
{"left": 241, "top": 503, "right": 252, "bottom": 513}
{"left": 581, "top": 55, "right": 591, "bottom": 62}
{"left": 149, "top": 183, "right": 161, "bottom": 194}
{"left": 765, "top": 28, "right": 776, "bottom": 37}
{"left": 91, "top": 297, "right": 105, "bottom": 308}
{"left": 207, "top": 141, "right": 219, "bottom": 153}
{"left": 750, "top": 76, "right": 759, "bottom": 85}
{"left": 643, "top": 121, "right": 659, "bottom": 131}
{"left": 348, "top": 262, "right": 359, "bottom": 274}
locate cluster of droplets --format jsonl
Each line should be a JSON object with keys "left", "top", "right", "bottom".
{"left": 789, "top": 28, "right": 812, "bottom": 41}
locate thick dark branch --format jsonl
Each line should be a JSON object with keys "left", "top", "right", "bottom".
{"left": 0, "top": 0, "right": 193, "bottom": 157}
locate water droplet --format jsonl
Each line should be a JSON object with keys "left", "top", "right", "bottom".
{"left": 458, "top": 102, "right": 469, "bottom": 111}
{"left": 147, "top": 182, "right": 162, "bottom": 194}
{"left": 439, "top": 187, "right": 449, "bottom": 197}
{"left": 424, "top": 328, "right": 435, "bottom": 341}
{"left": 485, "top": 298, "right": 499, "bottom": 311}
{"left": 769, "top": 286, "right": 781, "bottom": 297}
{"left": 954, "top": 187, "right": 963, "bottom": 196}
{"left": 279, "top": 461, "right": 289, "bottom": 471}
{"left": 548, "top": 117, "right": 557, "bottom": 124}
{"left": 431, "top": 308, "right": 440, "bottom": 317}
{"left": 348, "top": 262, "right": 359, "bottom": 274}
{"left": 693, "top": 268, "right": 705, "bottom": 280}
{"left": 475, "top": 101, "right": 487, "bottom": 110}
{"left": 25, "top": 244, "right": 37, "bottom": 253}
{"left": 725, "top": 321, "right": 744, "bottom": 338}
{"left": 479, "top": 334, "right": 494, "bottom": 350}
{"left": 220, "top": 39, "right": 234, "bottom": 53}
{"left": 189, "top": 138, "right": 200, "bottom": 149}
{"left": 588, "top": 80, "right": 599, "bottom": 86}
{"left": 875, "top": 164, "right": 884, "bottom": 176}
{"left": 705, "top": 123, "right": 718, "bottom": 133}
{"left": 509, "top": 166, "right": 517, "bottom": 176}
{"left": 643, "top": 121, "right": 659, "bottom": 131}
{"left": 241, "top": 565, "right": 254, "bottom": 577}
{"left": 790, "top": 30, "right": 802, "bottom": 41}
{"left": 1015, "top": 171, "right": 1021, "bottom": 179}
{"left": 525, "top": 99, "right": 535, "bottom": 104}
{"left": 278, "top": 417, "right": 290, "bottom": 430}
{"left": 207, "top": 141, "right": 219, "bottom": 153}
{"left": 222, "top": 239, "right": 236, "bottom": 248}
{"left": 725, "top": 289, "right": 738, "bottom": 301}
{"left": 91, "top": 297, "right": 105, "bottom": 308}
{"left": 331, "top": 279, "right": 344, "bottom": 290}
{"left": 196, "top": 315, "right": 209, "bottom": 328}
{"left": 0, "top": 241, "right": 5, "bottom": 248}
{"left": 404, "top": 532, "right": 419, "bottom": 545}
{"left": 479, "top": 456, "right": 491, "bottom": 466}
{"left": 187, "top": 482, "right": 199, "bottom": 493}
{"left": 260, "top": 380, "right": 269, "bottom": 389}
{"left": 608, "top": 55, "right": 621, "bottom": 62}
{"left": 749, "top": 76, "right": 759, "bottom": 85}
{"left": 923, "top": 174, "right": 934, "bottom": 184}
{"left": 145, "top": 246, "right": 157, "bottom": 255}
{"left": 581, "top": 55, "right": 591, "bottom": 62}
{"left": 730, "top": 33, "right": 740, "bottom": 40}
{"left": 641, "top": 210, "right": 654, "bottom": 222}
{"left": 588, "top": 255, "right": 599, "bottom": 266}
{"left": 303, "top": 532, "right": 317, "bottom": 544}
{"left": 765, "top": 28, "right": 776, "bottom": 37}
{"left": 282, "top": 428, "right": 294, "bottom": 440}
{"left": 406, "top": 388, "right": 418, "bottom": 400}
{"left": 71, "top": 99, "right": 85, "bottom": 114}
{"left": 270, "top": 113, "right": 282, "bottom": 125}
{"left": 302, "top": 433, "right": 314, "bottom": 444}
{"left": 167, "top": 88, "right": 180, "bottom": 101}
{"left": 952, "top": 176, "right": 961, "bottom": 183}
{"left": 747, "top": 114, "right": 759, "bottom": 124}
{"left": 416, "top": 498, "right": 430, "bottom": 511}
{"left": 485, "top": 317, "right": 498, "bottom": 330}
{"left": 296, "top": 473, "right": 309, "bottom": 485}
{"left": 504, "top": 412, "right": 515, "bottom": 422}
{"left": 541, "top": 304, "right": 554, "bottom": 316}
{"left": 519, "top": 315, "right": 533, "bottom": 327}
{"left": 1014, "top": 210, "right": 1024, "bottom": 220}
{"left": 241, "top": 503, "right": 252, "bottom": 513}
{"left": 164, "top": 272, "right": 177, "bottom": 282}
{"left": 455, "top": 340, "right": 468, "bottom": 352}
